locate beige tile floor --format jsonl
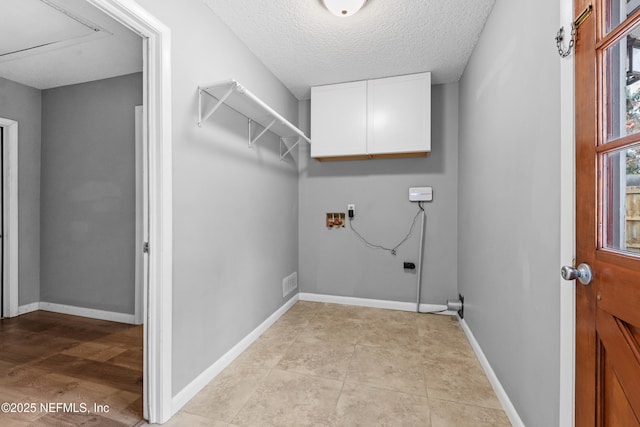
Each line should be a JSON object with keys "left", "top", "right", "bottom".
{"left": 165, "top": 301, "right": 511, "bottom": 427}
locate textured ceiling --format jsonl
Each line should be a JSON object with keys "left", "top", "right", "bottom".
{"left": 204, "top": 0, "right": 495, "bottom": 99}
{"left": 0, "top": 0, "right": 142, "bottom": 90}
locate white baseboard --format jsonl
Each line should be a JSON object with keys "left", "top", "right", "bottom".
{"left": 17, "top": 302, "right": 39, "bottom": 315}
{"left": 171, "top": 294, "right": 300, "bottom": 414}
{"left": 17, "top": 301, "right": 134, "bottom": 324}
{"left": 37, "top": 302, "right": 136, "bottom": 324}
{"left": 298, "top": 292, "right": 456, "bottom": 315}
{"left": 170, "top": 292, "right": 463, "bottom": 418}
{"left": 459, "top": 318, "right": 525, "bottom": 427}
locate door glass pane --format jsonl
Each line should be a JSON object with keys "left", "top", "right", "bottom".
{"left": 604, "top": 23, "right": 640, "bottom": 142}
{"left": 606, "top": 0, "right": 640, "bottom": 34}
{"left": 603, "top": 144, "right": 640, "bottom": 254}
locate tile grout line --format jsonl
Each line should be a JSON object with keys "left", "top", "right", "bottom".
{"left": 417, "top": 312, "right": 436, "bottom": 427}
{"left": 224, "top": 306, "right": 323, "bottom": 425}
{"left": 428, "top": 396, "right": 507, "bottom": 412}
{"left": 278, "top": 306, "right": 342, "bottom": 426}
{"left": 184, "top": 301, "right": 509, "bottom": 426}
{"left": 332, "top": 339, "right": 358, "bottom": 424}
{"left": 337, "top": 378, "right": 431, "bottom": 400}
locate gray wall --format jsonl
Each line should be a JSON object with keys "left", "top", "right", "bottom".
{"left": 458, "top": 0, "right": 561, "bottom": 426}
{"left": 298, "top": 83, "right": 459, "bottom": 305}
{"left": 0, "top": 78, "right": 41, "bottom": 306}
{"left": 40, "top": 73, "right": 142, "bottom": 314}
{"left": 133, "top": 0, "right": 300, "bottom": 395}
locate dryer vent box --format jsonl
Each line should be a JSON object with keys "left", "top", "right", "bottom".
{"left": 409, "top": 187, "right": 433, "bottom": 202}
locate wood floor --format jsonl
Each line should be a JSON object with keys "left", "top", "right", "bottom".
{"left": 0, "top": 310, "right": 143, "bottom": 426}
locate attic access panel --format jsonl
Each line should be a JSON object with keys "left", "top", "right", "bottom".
{"left": 0, "top": 0, "right": 101, "bottom": 58}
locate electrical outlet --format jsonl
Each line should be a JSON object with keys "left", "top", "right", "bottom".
{"left": 347, "top": 204, "right": 355, "bottom": 218}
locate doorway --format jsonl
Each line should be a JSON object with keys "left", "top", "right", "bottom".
{"left": 0, "top": 125, "right": 3, "bottom": 319}
{"left": 1, "top": 72, "right": 147, "bottom": 424}
{"left": 1, "top": 125, "right": 4, "bottom": 319}
{"left": 0, "top": 0, "right": 172, "bottom": 423}
{"left": 0, "top": 118, "right": 18, "bottom": 321}
{"left": 37, "top": 73, "right": 145, "bottom": 325}
{"left": 69, "top": 1, "right": 172, "bottom": 422}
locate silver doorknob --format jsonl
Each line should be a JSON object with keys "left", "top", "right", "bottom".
{"left": 561, "top": 263, "right": 593, "bottom": 285}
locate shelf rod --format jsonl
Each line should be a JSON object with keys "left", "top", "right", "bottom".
{"left": 250, "top": 119, "right": 277, "bottom": 147}
{"left": 198, "top": 85, "right": 236, "bottom": 127}
{"left": 280, "top": 137, "right": 301, "bottom": 160}
{"left": 233, "top": 82, "right": 311, "bottom": 145}
{"left": 198, "top": 79, "right": 312, "bottom": 145}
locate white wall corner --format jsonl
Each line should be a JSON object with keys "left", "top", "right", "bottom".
{"left": 459, "top": 318, "right": 526, "bottom": 427}
{"left": 38, "top": 302, "right": 136, "bottom": 324}
{"left": 17, "top": 302, "right": 39, "bottom": 315}
{"left": 170, "top": 295, "right": 300, "bottom": 416}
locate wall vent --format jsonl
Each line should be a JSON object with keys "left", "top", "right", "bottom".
{"left": 282, "top": 272, "right": 298, "bottom": 297}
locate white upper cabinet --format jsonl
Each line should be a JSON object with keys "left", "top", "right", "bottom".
{"left": 367, "top": 73, "right": 430, "bottom": 155}
{"left": 310, "top": 72, "right": 431, "bottom": 160}
{"left": 310, "top": 81, "right": 367, "bottom": 159}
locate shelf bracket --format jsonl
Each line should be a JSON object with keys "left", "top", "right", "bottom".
{"left": 197, "top": 80, "right": 312, "bottom": 154}
{"left": 249, "top": 119, "right": 277, "bottom": 147}
{"left": 280, "top": 136, "right": 301, "bottom": 160}
{"left": 198, "top": 85, "right": 236, "bottom": 127}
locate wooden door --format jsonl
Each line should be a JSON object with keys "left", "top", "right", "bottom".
{"left": 575, "top": 0, "right": 640, "bottom": 425}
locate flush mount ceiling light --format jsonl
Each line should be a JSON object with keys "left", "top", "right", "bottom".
{"left": 323, "top": 0, "right": 367, "bottom": 17}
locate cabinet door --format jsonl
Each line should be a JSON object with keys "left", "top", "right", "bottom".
{"left": 311, "top": 81, "right": 367, "bottom": 158}
{"left": 367, "top": 72, "right": 431, "bottom": 155}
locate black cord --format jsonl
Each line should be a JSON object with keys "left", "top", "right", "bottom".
{"left": 348, "top": 204, "right": 424, "bottom": 255}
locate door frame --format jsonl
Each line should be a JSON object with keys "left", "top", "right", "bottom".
{"left": 0, "top": 118, "right": 18, "bottom": 319}
{"left": 134, "top": 104, "right": 146, "bottom": 326}
{"left": 559, "top": 0, "right": 576, "bottom": 426}
{"left": 0, "top": 0, "right": 172, "bottom": 421}
{"left": 86, "top": 0, "right": 173, "bottom": 423}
